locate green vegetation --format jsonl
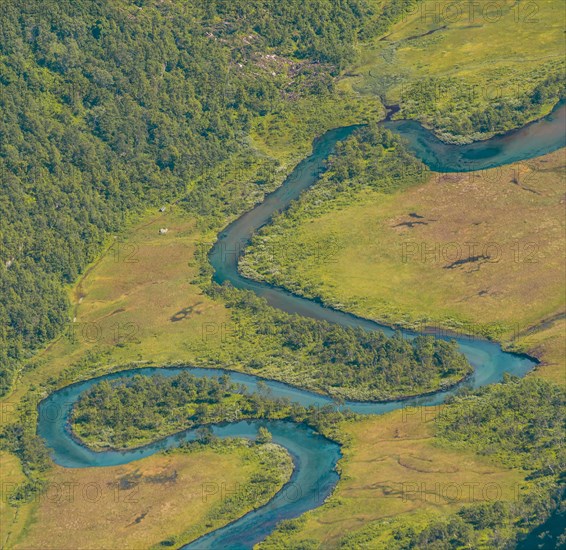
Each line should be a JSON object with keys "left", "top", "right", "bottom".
{"left": 341, "top": 0, "right": 566, "bottom": 142}
{"left": 12, "top": 441, "right": 292, "bottom": 550}
{"left": 240, "top": 122, "right": 426, "bottom": 233}
{"left": 70, "top": 371, "right": 355, "bottom": 450}
{"left": 68, "top": 370, "right": 566, "bottom": 549}
{"left": 336, "top": 515, "right": 476, "bottom": 549}
{"left": 210, "top": 285, "right": 472, "bottom": 401}
{"left": 165, "top": 439, "right": 294, "bottom": 548}
{"left": 326, "top": 123, "right": 426, "bottom": 191}
{"left": 400, "top": 70, "right": 565, "bottom": 140}
{"left": 257, "top": 426, "right": 273, "bottom": 445}
{"left": 242, "top": 146, "right": 566, "bottom": 361}
{"left": 416, "top": 376, "right": 565, "bottom": 549}
{"left": 358, "top": 377, "right": 566, "bottom": 549}
{"left": 0, "top": 396, "right": 55, "bottom": 507}
{"left": 335, "top": 484, "right": 565, "bottom": 550}
{"left": 260, "top": 377, "right": 566, "bottom": 549}
{"left": 0, "top": 0, "right": 386, "bottom": 396}
{"left": 436, "top": 375, "right": 565, "bottom": 472}
{"left": 1, "top": 1, "right": 564, "bottom": 548}
{"left": 240, "top": 122, "right": 430, "bottom": 295}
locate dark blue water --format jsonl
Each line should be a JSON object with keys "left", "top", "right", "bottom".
{"left": 37, "top": 104, "right": 565, "bottom": 548}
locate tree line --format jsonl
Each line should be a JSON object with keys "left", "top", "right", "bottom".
{"left": 262, "top": 376, "right": 566, "bottom": 549}
{"left": 71, "top": 371, "right": 356, "bottom": 449}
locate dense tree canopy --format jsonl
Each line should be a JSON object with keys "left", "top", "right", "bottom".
{"left": 0, "top": 0, "right": 391, "bottom": 395}
{"left": 436, "top": 375, "right": 565, "bottom": 472}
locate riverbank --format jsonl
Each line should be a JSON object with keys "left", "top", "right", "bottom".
{"left": 36, "top": 365, "right": 564, "bottom": 550}
{"left": 241, "top": 147, "right": 566, "bottom": 384}
{"left": 3, "top": 116, "right": 560, "bottom": 549}
{"left": 260, "top": 377, "right": 564, "bottom": 548}
{"left": 1, "top": 2, "right": 564, "bottom": 548}
{"left": 340, "top": 0, "right": 565, "bottom": 144}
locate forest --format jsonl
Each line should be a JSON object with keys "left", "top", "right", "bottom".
{"left": 1, "top": 2, "right": 564, "bottom": 548}
{"left": 436, "top": 375, "right": 565, "bottom": 473}
{"left": 326, "top": 122, "right": 427, "bottom": 191}
{"left": 0, "top": 0, "right": 400, "bottom": 395}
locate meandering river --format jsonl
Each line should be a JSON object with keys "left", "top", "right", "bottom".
{"left": 37, "top": 103, "right": 565, "bottom": 549}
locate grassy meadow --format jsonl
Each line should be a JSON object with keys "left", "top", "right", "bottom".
{"left": 259, "top": 408, "right": 527, "bottom": 548}
{"left": 242, "top": 149, "right": 566, "bottom": 382}
{"left": 0, "top": 452, "right": 27, "bottom": 549}
{"left": 1, "top": 3, "right": 564, "bottom": 547}
{"left": 1, "top": 156, "right": 563, "bottom": 547}
{"left": 0, "top": 95, "right": 382, "bottom": 546}
{"left": 0, "top": 202, "right": 292, "bottom": 548}
{"left": 259, "top": 374, "right": 564, "bottom": 548}
{"left": 10, "top": 442, "right": 291, "bottom": 550}
{"left": 342, "top": 0, "right": 565, "bottom": 141}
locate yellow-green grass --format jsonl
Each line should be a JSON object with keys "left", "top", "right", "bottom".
{"left": 0, "top": 452, "right": 27, "bottom": 549}
{"left": 0, "top": 210, "right": 226, "bottom": 417}
{"left": 242, "top": 149, "right": 566, "bottom": 381}
{"left": 260, "top": 409, "right": 526, "bottom": 548}
{"left": 0, "top": 77, "right": 386, "bottom": 391}
{"left": 1, "top": 166, "right": 561, "bottom": 548}
{"left": 3, "top": 9, "right": 563, "bottom": 544}
{"left": 0, "top": 198, "right": 303, "bottom": 549}
{"left": 11, "top": 445, "right": 290, "bottom": 550}
{"left": 1, "top": 118, "right": 562, "bottom": 549}
{"left": 0, "top": 86, "right": 387, "bottom": 410}
{"left": 512, "top": 315, "right": 566, "bottom": 386}
{"left": 340, "top": 0, "right": 565, "bottom": 137}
